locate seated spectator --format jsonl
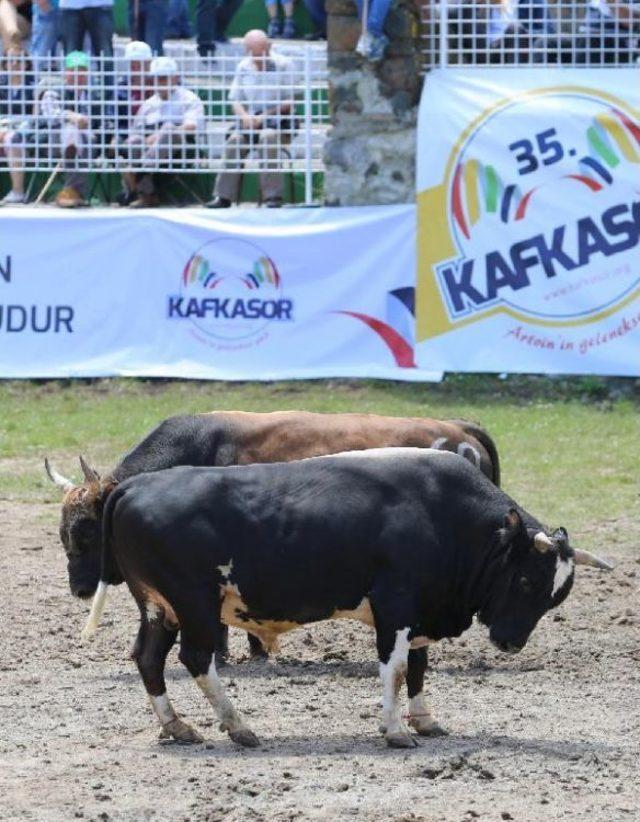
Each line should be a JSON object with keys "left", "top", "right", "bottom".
{"left": 354, "top": 0, "right": 391, "bottom": 62}
{"left": 31, "top": 0, "right": 62, "bottom": 59}
{"left": 124, "top": 55, "right": 204, "bottom": 207}
{"left": 0, "top": 48, "right": 34, "bottom": 205}
{"left": 196, "top": 0, "right": 242, "bottom": 57}
{"left": 207, "top": 29, "right": 295, "bottom": 209}
{"left": 0, "top": 0, "right": 31, "bottom": 53}
{"left": 266, "top": 0, "right": 296, "bottom": 39}
{"left": 129, "top": 0, "right": 168, "bottom": 56}
{"left": 165, "top": 0, "right": 191, "bottom": 39}
{"left": 60, "top": 0, "right": 113, "bottom": 56}
{"left": 577, "top": 0, "right": 639, "bottom": 63}
{"left": 112, "top": 39, "right": 153, "bottom": 204}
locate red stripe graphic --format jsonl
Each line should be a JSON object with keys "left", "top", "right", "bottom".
{"left": 612, "top": 107, "right": 640, "bottom": 146}
{"left": 336, "top": 311, "right": 416, "bottom": 368}
{"left": 564, "top": 174, "right": 603, "bottom": 191}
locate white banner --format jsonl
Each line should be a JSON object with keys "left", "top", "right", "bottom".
{"left": 0, "top": 206, "right": 441, "bottom": 381}
{"left": 416, "top": 69, "right": 640, "bottom": 376}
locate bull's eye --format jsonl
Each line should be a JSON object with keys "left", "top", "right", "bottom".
{"left": 520, "top": 576, "right": 532, "bottom": 593}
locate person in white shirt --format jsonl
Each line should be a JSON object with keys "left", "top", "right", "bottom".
{"left": 207, "top": 28, "right": 296, "bottom": 209}
{"left": 124, "top": 54, "right": 204, "bottom": 208}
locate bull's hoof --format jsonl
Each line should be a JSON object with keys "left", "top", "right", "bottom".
{"left": 385, "top": 732, "right": 419, "bottom": 749}
{"left": 215, "top": 652, "right": 230, "bottom": 668}
{"left": 409, "top": 717, "right": 448, "bottom": 737}
{"left": 229, "top": 728, "right": 260, "bottom": 748}
{"left": 161, "top": 718, "right": 204, "bottom": 744}
{"left": 249, "top": 650, "right": 269, "bottom": 662}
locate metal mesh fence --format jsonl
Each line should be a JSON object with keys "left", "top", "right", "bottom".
{"left": 420, "top": 0, "right": 640, "bottom": 68}
{"left": 0, "top": 49, "right": 329, "bottom": 202}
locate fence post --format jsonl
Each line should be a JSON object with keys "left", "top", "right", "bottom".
{"left": 303, "top": 45, "right": 313, "bottom": 205}
{"left": 439, "top": 0, "right": 448, "bottom": 69}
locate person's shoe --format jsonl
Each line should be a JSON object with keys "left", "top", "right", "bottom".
{"left": 116, "top": 189, "right": 137, "bottom": 207}
{"left": 264, "top": 196, "right": 283, "bottom": 208}
{"left": 304, "top": 29, "right": 326, "bottom": 40}
{"left": 366, "top": 33, "right": 389, "bottom": 63}
{"left": 206, "top": 196, "right": 232, "bottom": 208}
{"left": 282, "top": 16, "right": 296, "bottom": 38}
{"left": 55, "top": 187, "right": 86, "bottom": 208}
{"left": 267, "top": 18, "right": 281, "bottom": 38}
{"left": 355, "top": 32, "right": 372, "bottom": 57}
{"left": 130, "top": 192, "right": 159, "bottom": 208}
{"left": 0, "top": 189, "right": 25, "bottom": 205}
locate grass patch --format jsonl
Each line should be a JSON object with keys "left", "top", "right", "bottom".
{"left": 1, "top": 377, "right": 637, "bottom": 551}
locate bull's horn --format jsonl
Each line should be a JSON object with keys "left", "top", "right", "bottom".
{"left": 44, "top": 457, "right": 74, "bottom": 492}
{"left": 573, "top": 548, "right": 614, "bottom": 571}
{"left": 79, "top": 455, "right": 100, "bottom": 484}
{"left": 534, "top": 531, "right": 554, "bottom": 553}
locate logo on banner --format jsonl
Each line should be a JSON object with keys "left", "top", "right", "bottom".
{"left": 168, "top": 238, "right": 293, "bottom": 348}
{"left": 336, "top": 287, "right": 416, "bottom": 368}
{"left": 417, "top": 88, "right": 640, "bottom": 340}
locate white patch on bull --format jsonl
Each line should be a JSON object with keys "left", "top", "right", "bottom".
{"left": 302, "top": 447, "right": 452, "bottom": 463}
{"left": 431, "top": 437, "right": 448, "bottom": 450}
{"left": 457, "top": 441, "right": 481, "bottom": 467}
{"left": 195, "top": 657, "right": 253, "bottom": 735}
{"left": 379, "top": 627, "right": 411, "bottom": 741}
{"left": 217, "top": 559, "right": 234, "bottom": 581}
{"left": 81, "top": 581, "right": 109, "bottom": 639}
{"left": 552, "top": 555, "right": 574, "bottom": 597}
{"left": 146, "top": 602, "right": 162, "bottom": 623}
{"left": 149, "top": 691, "right": 178, "bottom": 726}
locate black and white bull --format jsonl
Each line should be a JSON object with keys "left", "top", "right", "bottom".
{"left": 83, "top": 448, "right": 612, "bottom": 749}
{"left": 46, "top": 409, "right": 501, "bottom": 662}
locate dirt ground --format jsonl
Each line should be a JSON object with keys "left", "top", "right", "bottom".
{"left": 1, "top": 500, "right": 638, "bottom": 822}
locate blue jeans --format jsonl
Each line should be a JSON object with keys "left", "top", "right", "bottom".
{"left": 61, "top": 6, "right": 114, "bottom": 55}
{"left": 165, "top": 0, "right": 191, "bottom": 38}
{"left": 31, "top": 3, "right": 61, "bottom": 57}
{"left": 355, "top": 0, "right": 392, "bottom": 38}
{"left": 196, "top": 0, "right": 243, "bottom": 55}
{"left": 129, "top": 0, "right": 169, "bottom": 55}
{"left": 303, "top": 0, "right": 326, "bottom": 31}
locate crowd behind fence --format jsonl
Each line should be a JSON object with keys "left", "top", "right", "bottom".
{"left": 421, "top": 0, "right": 640, "bottom": 68}
{"left": 0, "top": 48, "right": 329, "bottom": 204}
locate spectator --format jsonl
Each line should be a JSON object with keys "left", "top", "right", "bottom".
{"left": 129, "top": 0, "right": 168, "bottom": 56}
{"left": 59, "top": 0, "right": 113, "bottom": 56}
{"left": 196, "top": 0, "right": 242, "bottom": 57}
{"left": 0, "top": 0, "right": 31, "bottom": 53}
{"left": 124, "top": 54, "right": 204, "bottom": 207}
{"left": 0, "top": 48, "right": 34, "bottom": 205}
{"left": 31, "top": 0, "right": 62, "bottom": 59}
{"left": 354, "top": 0, "right": 391, "bottom": 62}
{"left": 42, "top": 49, "right": 112, "bottom": 207}
{"left": 165, "top": 0, "right": 191, "bottom": 39}
{"left": 302, "top": 0, "right": 325, "bottom": 39}
{"left": 577, "top": 0, "right": 639, "bottom": 63}
{"left": 113, "top": 39, "right": 153, "bottom": 204}
{"left": 207, "top": 29, "right": 294, "bottom": 209}
{"left": 265, "top": 0, "right": 296, "bottom": 39}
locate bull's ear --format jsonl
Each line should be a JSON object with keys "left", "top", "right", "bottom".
{"left": 498, "top": 508, "right": 524, "bottom": 547}
{"left": 94, "top": 479, "right": 117, "bottom": 509}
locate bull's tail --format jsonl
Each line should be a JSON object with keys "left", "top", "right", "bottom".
{"left": 447, "top": 419, "right": 501, "bottom": 487}
{"left": 81, "top": 482, "right": 126, "bottom": 640}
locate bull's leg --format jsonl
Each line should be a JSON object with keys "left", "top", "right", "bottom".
{"left": 215, "top": 624, "right": 230, "bottom": 667}
{"left": 132, "top": 612, "right": 203, "bottom": 744}
{"left": 247, "top": 633, "right": 268, "bottom": 661}
{"left": 179, "top": 638, "right": 260, "bottom": 748}
{"left": 405, "top": 648, "right": 447, "bottom": 737}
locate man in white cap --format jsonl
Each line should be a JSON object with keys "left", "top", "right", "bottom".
{"left": 124, "top": 54, "right": 204, "bottom": 207}
{"left": 207, "top": 29, "right": 295, "bottom": 208}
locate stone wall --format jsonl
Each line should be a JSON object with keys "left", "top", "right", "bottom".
{"left": 323, "top": 0, "right": 423, "bottom": 205}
